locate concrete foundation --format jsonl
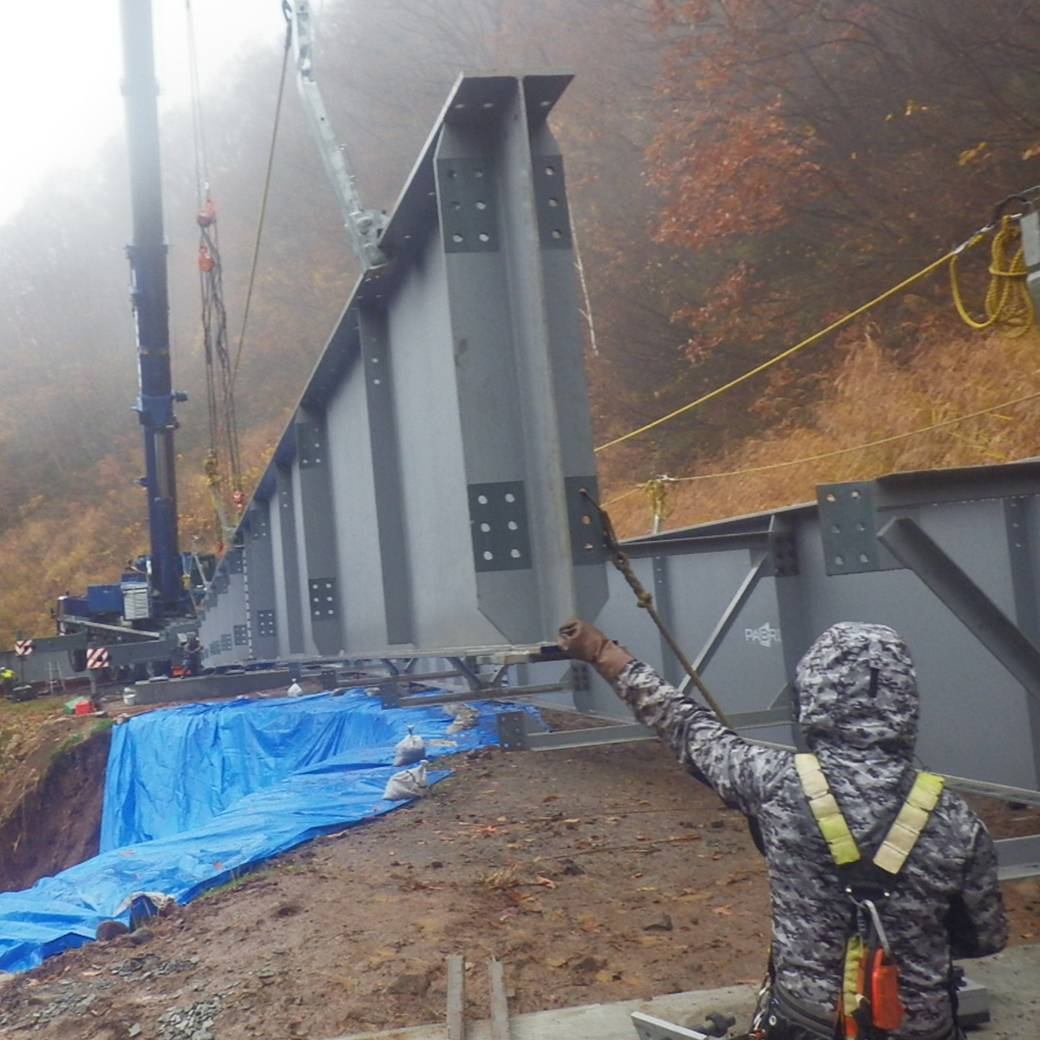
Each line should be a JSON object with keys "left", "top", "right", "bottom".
{"left": 324, "top": 944, "right": 1040, "bottom": 1040}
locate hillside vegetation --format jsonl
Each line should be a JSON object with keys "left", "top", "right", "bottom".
{"left": 1, "top": 0, "right": 1040, "bottom": 639}
{"left": 604, "top": 320, "right": 1040, "bottom": 539}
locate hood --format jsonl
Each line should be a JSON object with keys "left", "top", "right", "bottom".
{"left": 795, "top": 622, "right": 918, "bottom": 755}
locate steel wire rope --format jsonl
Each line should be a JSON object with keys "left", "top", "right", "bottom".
{"left": 185, "top": 0, "right": 244, "bottom": 534}
{"left": 231, "top": 16, "right": 293, "bottom": 391}
{"left": 184, "top": 0, "right": 209, "bottom": 206}
{"left": 594, "top": 232, "right": 991, "bottom": 455}
{"left": 186, "top": 0, "right": 227, "bottom": 524}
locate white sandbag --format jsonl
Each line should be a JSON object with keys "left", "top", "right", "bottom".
{"left": 383, "top": 760, "right": 429, "bottom": 801}
{"left": 445, "top": 702, "right": 479, "bottom": 734}
{"left": 287, "top": 681, "right": 303, "bottom": 697}
{"left": 393, "top": 724, "right": 426, "bottom": 766}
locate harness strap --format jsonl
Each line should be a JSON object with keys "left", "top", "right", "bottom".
{"left": 793, "top": 753, "right": 860, "bottom": 866}
{"left": 794, "top": 753, "right": 944, "bottom": 873}
{"left": 873, "top": 771, "right": 945, "bottom": 874}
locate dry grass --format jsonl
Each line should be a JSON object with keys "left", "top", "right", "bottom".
{"left": 602, "top": 321, "right": 1040, "bottom": 539}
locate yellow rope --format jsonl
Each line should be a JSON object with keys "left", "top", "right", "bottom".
{"left": 605, "top": 388, "right": 1040, "bottom": 499}
{"left": 595, "top": 236, "right": 987, "bottom": 454}
{"left": 603, "top": 486, "right": 644, "bottom": 508}
{"left": 950, "top": 215, "right": 1034, "bottom": 334}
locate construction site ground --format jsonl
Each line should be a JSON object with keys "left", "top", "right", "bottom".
{"left": 0, "top": 694, "right": 1039, "bottom": 1040}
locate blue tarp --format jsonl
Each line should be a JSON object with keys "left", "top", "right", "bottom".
{"left": 0, "top": 690, "right": 534, "bottom": 974}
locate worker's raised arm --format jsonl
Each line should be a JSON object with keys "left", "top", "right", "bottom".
{"left": 557, "top": 620, "right": 786, "bottom": 816}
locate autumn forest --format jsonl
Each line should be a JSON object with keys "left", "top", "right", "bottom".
{"left": 2, "top": 0, "right": 1040, "bottom": 641}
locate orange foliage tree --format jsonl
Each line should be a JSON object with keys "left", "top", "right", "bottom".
{"left": 644, "top": 0, "right": 1040, "bottom": 448}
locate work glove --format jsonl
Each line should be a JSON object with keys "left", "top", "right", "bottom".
{"left": 557, "top": 619, "right": 635, "bottom": 683}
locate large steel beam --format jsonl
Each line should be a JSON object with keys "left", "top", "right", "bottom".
{"left": 199, "top": 73, "right": 606, "bottom": 663}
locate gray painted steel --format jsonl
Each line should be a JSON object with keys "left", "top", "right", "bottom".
{"left": 188, "top": 74, "right": 1040, "bottom": 833}
{"left": 198, "top": 73, "right": 607, "bottom": 665}
{"left": 586, "top": 462, "right": 1040, "bottom": 800}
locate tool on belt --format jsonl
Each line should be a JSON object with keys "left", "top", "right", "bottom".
{"left": 795, "top": 754, "right": 944, "bottom": 1039}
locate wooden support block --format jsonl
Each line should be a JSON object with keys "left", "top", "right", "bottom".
{"left": 447, "top": 954, "right": 465, "bottom": 1040}
{"left": 489, "top": 958, "right": 510, "bottom": 1040}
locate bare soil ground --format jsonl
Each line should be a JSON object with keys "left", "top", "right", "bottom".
{"left": 0, "top": 704, "right": 1038, "bottom": 1040}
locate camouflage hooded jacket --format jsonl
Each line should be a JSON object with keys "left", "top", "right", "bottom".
{"left": 613, "top": 622, "right": 1007, "bottom": 1040}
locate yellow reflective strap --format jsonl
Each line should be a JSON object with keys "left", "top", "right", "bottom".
{"left": 842, "top": 935, "right": 866, "bottom": 1039}
{"left": 794, "top": 753, "right": 830, "bottom": 799}
{"left": 795, "top": 754, "right": 861, "bottom": 866}
{"left": 873, "top": 771, "right": 944, "bottom": 875}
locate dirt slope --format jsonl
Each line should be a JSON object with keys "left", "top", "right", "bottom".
{"left": 0, "top": 729, "right": 1038, "bottom": 1040}
{"left": 0, "top": 703, "right": 110, "bottom": 893}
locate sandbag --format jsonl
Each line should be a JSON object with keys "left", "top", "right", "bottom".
{"left": 393, "top": 725, "right": 425, "bottom": 766}
{"left": 383, "top": 760, "right": 429, "bottom": 801}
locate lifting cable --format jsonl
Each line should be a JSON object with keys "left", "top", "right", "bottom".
{"left": 185, "top": 0, "right": 244, "bottom": 544}
{"left": 231, "top": 14, "right": 293, "bottom": 389}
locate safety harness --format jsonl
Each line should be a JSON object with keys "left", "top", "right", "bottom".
{"left": 794, "top": 753, "right": 945, "bottom": 1040}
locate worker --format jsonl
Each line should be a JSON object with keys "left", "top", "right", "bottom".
{"left": 557, "top": 619, "right": 1007, "bottom": 1040}
{"left": 183, "top": 633, "right": 203, "bottom": 677}
{"left": 0, "top": 667, "right": 16, "bottom": 697}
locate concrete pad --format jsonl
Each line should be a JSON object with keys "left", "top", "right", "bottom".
{"left": 962, "top": 943, "right": 1040, "bottom": 1040}
{"left": 324, "top": 944, "right": 1040, "bottom": 1040}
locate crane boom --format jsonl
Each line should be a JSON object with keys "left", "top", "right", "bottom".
{"left": 284, "top": 0, "right": 388, "bottom": 269}
{"left": 120, "top": 0, "right": 187, "bottom": 611}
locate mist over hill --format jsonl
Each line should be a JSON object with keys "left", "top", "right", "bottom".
{"left": 1, "top": 0, "right": 1039, "bottom": 639}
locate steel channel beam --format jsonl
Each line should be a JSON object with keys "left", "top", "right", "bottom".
{"left": 395, "top": 681, "right": 567, "bottom": 709}
{"left": 526, "top": 723, "right": 653, "bottom": 751}
{"left": 870, "top": 459, "right": 1040, "bottom": 511}
{"left": 355, "top": 669, "right": 466, "bottom": 687}
{"left": 878, "top": 516, "right": 1040, "bottom": 704}
{"left": 769, "top": 515, "right": 811, "bottom": 750}
{"left": 524, "top": 708, "right": 793, "bottom": 753}
{"left": 943, "top": 774, "right": 1040, "bottom": 806}
{"left": 622, "top": 530, "right": 773, "bottom": 560}
{"left": 995, "top": 834, "right": 1040, "bottom": 881}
